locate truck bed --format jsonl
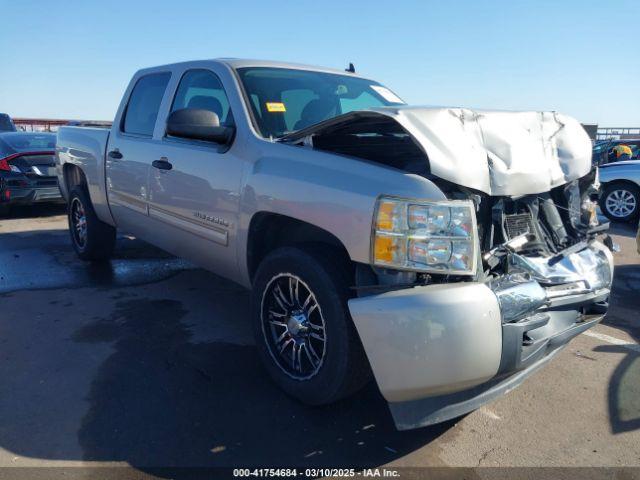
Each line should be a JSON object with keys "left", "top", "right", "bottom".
{"left": 55, "top": 126, "right": 113, "bottom": 224}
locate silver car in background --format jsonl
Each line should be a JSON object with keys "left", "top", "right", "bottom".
{"left": 598, "top": 160, "right": 640, "bottom": 222}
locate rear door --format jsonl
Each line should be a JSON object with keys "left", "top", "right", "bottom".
{"left": 105, "top": 72, "right": 171, "bottom": 233}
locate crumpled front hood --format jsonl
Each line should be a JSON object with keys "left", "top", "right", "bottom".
{"left": 378, "top": 106, "right": 592, "bottom": 196}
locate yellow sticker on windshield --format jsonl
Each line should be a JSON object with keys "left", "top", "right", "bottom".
{"left": 266, "top": 102, "right": 286, "bottom": 112}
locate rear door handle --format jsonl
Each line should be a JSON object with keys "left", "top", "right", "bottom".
{"left": 108, "top": 149, "right": 123, "bottom": 160}
{"left": 152, "top": 158, "right": 173, "bottom": 170}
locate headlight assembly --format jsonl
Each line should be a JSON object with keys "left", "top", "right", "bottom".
{"left": 372, "top": 196, "right": 479, "bottom": 275}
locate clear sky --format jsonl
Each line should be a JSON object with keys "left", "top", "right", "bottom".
{"left": 1, "top": 0, "right": 638, "bottom": 126}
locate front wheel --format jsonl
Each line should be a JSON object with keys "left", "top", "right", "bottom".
{"left": 600, "top": 183, "right": 640, "bottom": 223}
{"left": 68, "top": 186, "right": 116, "bottom": 261}
{"left": 251, "top": 246, "right": 370, "bottom": 405}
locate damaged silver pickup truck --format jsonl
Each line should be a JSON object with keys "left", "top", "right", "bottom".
{"left": 55, "top": 59, "right": 614, "bottom": 430}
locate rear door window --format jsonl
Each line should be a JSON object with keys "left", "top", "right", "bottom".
{"left": 122, "top": 72, "right": 171, "bottom": 136}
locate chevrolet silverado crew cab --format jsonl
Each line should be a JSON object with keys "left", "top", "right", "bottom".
{"left": 56, "top": 59, "right": 614, "bottom": 430}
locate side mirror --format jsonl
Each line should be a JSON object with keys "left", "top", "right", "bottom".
{"left": 166, "top": 108, "right": 234, "bottom": 144}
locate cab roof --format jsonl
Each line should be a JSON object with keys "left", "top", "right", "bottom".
{"left": 137, "top": 58, "right": 372, "bottom": 81}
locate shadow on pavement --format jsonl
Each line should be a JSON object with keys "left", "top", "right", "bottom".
{"left": 3, "top": 218, "right": 445, "bottom": 473}
{"left": 607, "top": 221, "right": 638, "bottom": 240}
{"left": 597, "top": 263, "right": 640, "bottom": 435}
{"left": 603, "top": 264, "right": 640, "bottom": 341}
{"left": 0, "top": 229, "right": 192, "bottom": 293}
{"left": 61, "top": 298, "right": 447, "bottom": 471}
{"left": 1, "top": 203, "right": 66, "bottom": 219}
{"left": 594, "top": 344, "right": 640, "bottom": 435}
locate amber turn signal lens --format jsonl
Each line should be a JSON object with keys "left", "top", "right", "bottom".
{"left": 374, "top": 235, "right": 396, "bottom": 263}
{"left": 376, "top": 201, "right": 397, "bottom": 231}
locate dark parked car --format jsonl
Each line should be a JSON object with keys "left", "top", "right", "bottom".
{"left": 0, "top": 132, "right": 62, "bottom": 215}
{"left": 0, "top": 172, "right": 9, "bottom": 210}
{"left": 0, "top": 113, "right": 17, "bottom": 132}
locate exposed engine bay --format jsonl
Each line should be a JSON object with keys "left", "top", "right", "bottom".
{"left": 450, "top": 169, "right": 609, "bottom": 283}
{"left": 454, "top": 173, "right": 613, "bottom": 324}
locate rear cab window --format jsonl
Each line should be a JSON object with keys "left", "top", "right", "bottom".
{"left": 122, "top": 72, "right": 171, "bottom": 136}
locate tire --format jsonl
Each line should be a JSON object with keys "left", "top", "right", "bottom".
{"left": 600, "top": 183, "right": 640, "bottom": 223}
{"left": 251, "top": 245, "right": 370, "bottom": 405}
{"left": 0, "top": 204, "right": 10, "bottom": 217}
{"left": 68, "top": 186, "right": 116, "bottom": 261}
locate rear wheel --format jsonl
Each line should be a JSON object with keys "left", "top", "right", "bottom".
{"left": 600, "top": 183, "right": 640, "bottom": 223}
{"left": 68, "top": 186, "right": 116, "bottom": 261}
{"left": 0, "top": 204, "right": 10, "bottom": 217}
{"left": 251, "top": 246, "right": 370, "bottom": 405}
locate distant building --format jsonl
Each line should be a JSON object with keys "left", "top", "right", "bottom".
{"left": 581, "top": 124, "right": 598, "bottom": 140}
{"left": 13, "top": 118, "right": 111, "bottom": 132}
{"left": 596, "top": 127, "right": 640, "bottom": 141}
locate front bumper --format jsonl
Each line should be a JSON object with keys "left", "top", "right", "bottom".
{"left": 348, "top": 241, "right": 614, "bottom": 430}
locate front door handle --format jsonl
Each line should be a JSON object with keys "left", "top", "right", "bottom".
{"left": 108, "top": 149, "right": 123, "bottom": 160}
{"left": 152, "top": 158, "right": 173, "bottom": 170}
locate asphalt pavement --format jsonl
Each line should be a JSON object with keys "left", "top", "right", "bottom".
{"left": 0, "top": 204, "right": 639, "bottom": 478}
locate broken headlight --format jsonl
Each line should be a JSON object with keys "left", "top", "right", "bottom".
{"left": 372, "top": 196, "right": 478, "bottom": 275}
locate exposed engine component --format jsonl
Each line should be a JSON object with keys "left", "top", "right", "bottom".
{"left": 477, "top": 172, "right": 608, "bottom": 265}
{"left": 504, "top": 213, "right": 536, "bottom": 240}
{"left": 437, "top": 169, "right": 613, "bottom": 304}
{"left": 489, "top": 193, "right": 571, "bottom": 256}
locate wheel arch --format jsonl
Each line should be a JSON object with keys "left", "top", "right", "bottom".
{"left": 62, "top": 162, "right": 115, "bottom": 227}
{"left": 246, "top": 211, "right": 355, "bottom": 284}
{"left": 62, "top": 164, "right": 88, "bottom": 200}
{"left": 600, "top": 178, "right": 640, "bottom": 191}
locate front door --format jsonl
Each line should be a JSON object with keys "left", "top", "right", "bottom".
{"left": 146, "top": 68, "right": 244, "bottom": 281}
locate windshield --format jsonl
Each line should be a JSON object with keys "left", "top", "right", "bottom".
{"left": 236, "top": 67, "right": 405, "bottom": 138}
{"left": 0, "top": 132, "right": 56, "bottom": 151}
